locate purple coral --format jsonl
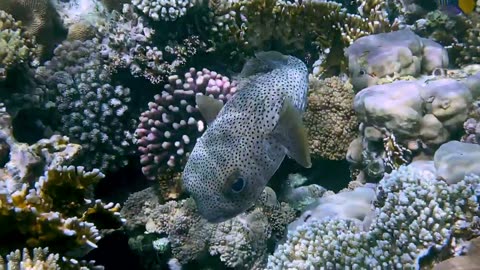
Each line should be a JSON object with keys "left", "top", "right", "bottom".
{"left": 135, "top": 68, "right": 237, "bottom": 179}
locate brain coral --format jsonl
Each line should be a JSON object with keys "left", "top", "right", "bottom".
{"left": 304, "top": 75, "right": 358, "bottom": 160}
{"left": 135, "top": 67, "right": 237, "bottom": 180}
{"left": 35, "top": 39, "right": 137, "bottom": 172}
{"left": 267, "top": 164, "right": 480, "bottom": 269}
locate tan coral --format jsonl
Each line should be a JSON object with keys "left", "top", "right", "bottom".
{"left": 304, "top": 75, "right": 359, "bottom": 160}
{"left": 67, "top": 22, "right": 96, "bottom": 41}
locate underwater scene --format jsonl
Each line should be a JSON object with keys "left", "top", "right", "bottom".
{"left": 1, "top": 0, "right": 480, "bottom": 269}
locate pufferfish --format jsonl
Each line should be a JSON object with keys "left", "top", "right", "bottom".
{"left": 182, "top": 51, "right": 311, "bottom": 223}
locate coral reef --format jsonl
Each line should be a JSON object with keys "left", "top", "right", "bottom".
{"left": 122, "top": 186, "right": 295, "bottom": 269}
{"left": 0, "top": 10, "right": 40, "bottom": 80}
{"left": 0, "top": 0, "right": 67, "bottom": 56}
{"left": 207, "top": 0, "right": 398, "bottom": 69}
{"left": 99, "top": 7, "right": 206, "bottom": 84}
{"left": 346, "top": 29, "right": 449, "bottom": 91}
{"left": 35, "top": 39, "right": 137, "bottom": 172}
{"left": 304, "top": 75, "right": 358, "bottom": 160}
{"left": 131, "top": 0, "right": 196, "bottom": 21}
{"left": 0, "top": 247, "right": 103, "bottom": 269}
{"left": 348, "top": 73, "right": 480, "bottom": 182}
{"left": 135, "top": 68, "right": 237, "bottom": 180}
{"left": 267, "top": 164, "right": 480, "bottom": 269}
{"left": 0, "top": 103, "right": 123, "bottom": 268}
{"left": 434, "top": 141, "right": 480, "bottom": 184}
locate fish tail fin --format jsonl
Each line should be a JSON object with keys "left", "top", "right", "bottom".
{"left": 239, "top": 51, "right": 289, "bottom": 78}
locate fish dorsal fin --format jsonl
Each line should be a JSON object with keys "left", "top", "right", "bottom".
{"left": 240, "top": 51, "right": 289, "bottom": 78}
{"left": 272, "top": 98, "right": 312, "bottom": 168}
{"left": 196, "top": 95, "right": 224, "bottom": 125}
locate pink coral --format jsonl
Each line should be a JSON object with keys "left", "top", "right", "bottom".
{"left": 135, "top": 68, "right": 237, "bottom": 180}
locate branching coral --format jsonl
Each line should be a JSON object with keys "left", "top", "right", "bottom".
{"left": 207, "top": 0, "right": 397, "bottom": 68}
{"left": 267, "top": 165, "right": 480, "bottom": 269}
{"left": 0, "top": 10, "right": 40, "bottom": 80}
{"left": 0, "top": 102, "right": 122, "bottom": 265}
{"left": 304, "top": 75, "right": 358, "bottom": 160}
{"left": 0, "top": 247, "right": 104, "bottom": 269}
{"left": 135, "top": 68, "right": 237, "bottom": 180}
{"left": 0, "top": 165, "right": 124, "bottom": 257}
{"left": 131, "top": 0, "right": 197, "bottom": 21}
{"left": 99, "top": 7, "right": 206, "bottom": 84}
{"left": 35, "top": 39, "right": 137, "bottom": 172}
{"left": 0, "top": 0, "right": 67, "bottom": 57}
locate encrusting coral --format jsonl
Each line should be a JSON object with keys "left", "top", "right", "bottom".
{"left": 304, "top": 75, "right": 358, "bottom": 160}
{"left": 135, "top": 67, "right": 237, "bottom": 181}
{"left": 122, "top": 186, "right": 295, "bottom": 269}
{"left": 267, "top": 164, "right": 480, "bottom": 269}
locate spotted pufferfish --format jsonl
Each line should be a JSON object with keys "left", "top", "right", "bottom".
{"left": 182, "top": 51, "right": 311, "bottom": 223}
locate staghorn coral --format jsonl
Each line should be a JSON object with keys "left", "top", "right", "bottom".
{"left": 267, "top": 164, "right": 480, "bottom": 269}
{"left": 0, "top": 10, "right": 40, "bottom": 81}
{"left": 35, "top": 39, "right": 137, "bottom": 172}
{"left": 0, "top": 0, "right": 67, "bottom": 57}
{"left": 135, "top": 68, "right": 237, "bottom": 181}
{"left": 304, "top": 75, "right": 358, "bottom": 160}
{"left": 0, "top": 247, "right": 104, "bottom": 270}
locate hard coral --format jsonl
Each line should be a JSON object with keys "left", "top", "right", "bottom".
{"left": 0, "top": 0, "right": 67, "bottom": 57}
{"left": 131, "top": 0, "right": 197, "bottom": 21}
{"left": 0, "top": 247, "right": 104, "bottom": 269}
{"left": 0, "top": 165, "right": 124, "bottom": 257}
{"left": 99, "top": 7, "right": 206, "bottom": 84}
{"left": 123, "top": 186, "right": 294, "bottom": 269}
{"left": 267, "top": 165, "right": 480, "bottom": 269}
{"left": 346, "top": 29, "right": 449, "bottom": 91}
{"left": 208, "top": 0, "right": 397, "bottom": 69}
{"left": 35, "top": 39, "right": 137, "bottom": 172}
{"left": 136, "top": 67, "right": 237, "bottom": 180}
{"left": 0, "top": 10, "right": 40, "bottom": 80}
{"left": 304, "top": 75, "right": 358, "bottom": 160}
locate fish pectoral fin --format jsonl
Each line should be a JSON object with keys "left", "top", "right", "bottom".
{"left": 196, "top": 94, "right": 224, "bottom": 125}
{"left": 273, "top": 98, "right": 312, "bottom": 168}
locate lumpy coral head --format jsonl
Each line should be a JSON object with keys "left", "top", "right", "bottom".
{"left": 182, "top": 51, "right": 311, "bottom": 223}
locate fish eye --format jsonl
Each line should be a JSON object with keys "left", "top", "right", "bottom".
{"left": 231, "top": 178, "right": 246, "bottom": 193}
{"left": 359, "top": 69, "right": 366, "bottom": 76}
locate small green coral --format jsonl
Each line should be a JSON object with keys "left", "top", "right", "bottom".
{"left": 0, "top": 10, "right": 40, "bottom": 80}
